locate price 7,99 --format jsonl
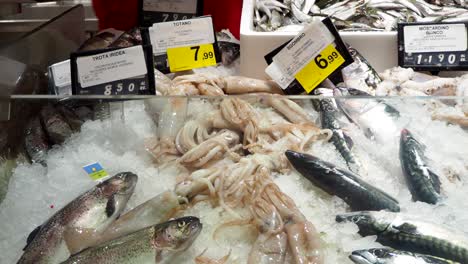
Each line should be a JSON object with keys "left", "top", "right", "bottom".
{"left": 190, "top": 46, "right": 214, "bottom": 61}
{"left": 314, "top": 51, "right": 340, "bottom": 69}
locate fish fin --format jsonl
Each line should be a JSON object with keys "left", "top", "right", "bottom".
{"left": 106, "top": 194, "right": 116, "bottom": 217}
{"left": 155, "top": 250, "right": 162, "bottom": 263}
{"left": 384, "top": 104, "right": 400, "bottom": 117}
{"left": 393, "top": 222, "right": 418, "bottom": 235}
{"left": 343, "top": 133, "right": 354, "bottom": 149}
{"left": 63, "top": 227, "right": 99, "bottom": 254}
{"left": 428, "top": 169, "right": 442, "bottom": 193}
{"left": 364, "top": 128, "right": 375, "bottom": 140}
{"left": 23, "top": 225, "right": 42, "bottom": 250}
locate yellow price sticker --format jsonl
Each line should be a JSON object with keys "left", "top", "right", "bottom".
{"left": 167, "top": 43, "right": 217, "bottom": 72}
{"left": 295, "top": 44, "right": 345, "bottom": 93}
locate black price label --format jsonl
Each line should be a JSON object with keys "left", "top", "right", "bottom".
{"left": 398, "top": 22, "right": 468, "bottom": 71}
{"left": 70, "top": 45, "right": 155, "bottom": 95}
{"left": 138, "top": 0, "right": 203, "bottom": 27}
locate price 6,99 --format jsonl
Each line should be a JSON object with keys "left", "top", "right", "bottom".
{"left": 190, "top": 46, "right": 214, "bottom": 61}
{"left": 314, "top": 51, "right": 339, "bottom": 69}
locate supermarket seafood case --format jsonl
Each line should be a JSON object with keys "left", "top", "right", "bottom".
{"left": 2, "top": 2, "right": 468, "bottom": 264}
{"left": 1, "top": 94, "right": 468, "bottom": 263}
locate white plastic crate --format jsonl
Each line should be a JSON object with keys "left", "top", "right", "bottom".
{"left": 240, "top": 0, "right": 398, "bottom": 79}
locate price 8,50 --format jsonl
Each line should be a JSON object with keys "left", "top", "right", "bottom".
{"left": 103, "top": 80, "right": 146, "bottom": 95}
{"left": 167, "top": 43, "right": 217, "bottom": 72}
{"left": 295, "top": 44, "right": 345, "bottom": 93}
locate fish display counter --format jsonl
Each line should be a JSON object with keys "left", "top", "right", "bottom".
{"left": 1, "top": 3, "right": 468, "bottom": 263}
{"left": 1, "top": 94, "right": 468, "bottom": 264}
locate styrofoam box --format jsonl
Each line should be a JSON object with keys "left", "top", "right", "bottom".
{"left": 240, "top": 0, "right": 398, "bottom": 79}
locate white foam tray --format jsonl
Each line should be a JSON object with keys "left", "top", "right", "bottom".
{"left": 240, "top": 0, "right": 398, "bottom": 79}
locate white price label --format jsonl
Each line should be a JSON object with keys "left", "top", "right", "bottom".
{"left": 76, "top": 46, "right": 147, "bottom": 88}
{"left": 272, "top": 21, "right": 335, "bottom": 76}
{"left": 149, "top": 16, "right": 215, "bottom": 55}
{"left": 265, "top": 62, "right": 294, "bottom": 90}
{"left": 51, "top": 60, "right": 71, "bottom": 87}
{"left": 404, "top": 24, "right": 467, "bottom": 53}
{"left": 143, "top": 0, "right": 198, "bottom": 13}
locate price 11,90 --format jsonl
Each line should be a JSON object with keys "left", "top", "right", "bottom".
{"left": 415, "top": 53, "right": 465, "bottom": 65}
{"left": 190, "top": 46, "right": 214, "bottom": 61}
{"left": 314, "top": 51, "right": 340, "bottom": 69}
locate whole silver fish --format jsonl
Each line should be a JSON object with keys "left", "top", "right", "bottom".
{"left": 92, "top": 191, "right": 181, "bottom": 245}
{"left": 78, "top": 30, "right": 119, "bottom": 51}
{"left": 17, "top": 172, "right": 138, "bottom": 264}
{"left": 40, "top": 104, "right": 73, "bottom": 145}
{"left": 313, "top": 88, "right": 362, "bottom": 174}
{"left": 337, "top": 211, "right": 468, "bottom": 263}
{"left": 334, "top": 88, "right": 400, "bottom": 144}
{"left": 350, "top": 248, "right": 459, "bottom": 264}
{"left": 56, "top": 105, "right": 84, "bottom": 132}
{"left": 24, "top": 117, "right": 49, "bottom": 165}
{"left": 216, "top": 30, "right": 240, "bottom": 66}
{"left": 349, "top": 248, "right": 458, "bottom": 264}
{"left": 63, "top": 216, "right": 203, "bottom": 264}
{"left": 341, "top": 45, "right": 382, "bottom": 95}
{"left": 286, "top": 150, "right": 400, "bottom": 212}
{"left": 400, "top": 129, "right": 442, "bottom": 204}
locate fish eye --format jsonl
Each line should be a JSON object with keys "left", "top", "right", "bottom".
{"left": 373, "top": 248, "right": 386, "bottom": 257}
{"left": 178, "top": 221, "right": 186, "bottom": 228}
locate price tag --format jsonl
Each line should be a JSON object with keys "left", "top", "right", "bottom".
{"left": 272, "top": 22, "right": 335, "bottom": 76}
{"left": 70, "top": 45, "right": 156, "bottom": 95}
{"left": 295, "top": 44, "right": 345, "bottom": 93}
{"left": 398, "top": 22, "right": 468, "bottom": 71}
{"left": 167, "top": 43, "right": 216, "bottom": 71}
{"left": 48, "top": 59, "right": 72, "bottom": 95}
{"left": 139, "top": 0, "right": 203, "bottom": 27}
{"left": 264, "top": 17, "right": 353, "bottom": 95}
{"left": 83, "top": 162, "right": 109, "bottom": 181}
{"left": 143, "top": 16, "right": 221, "bottom": 73}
